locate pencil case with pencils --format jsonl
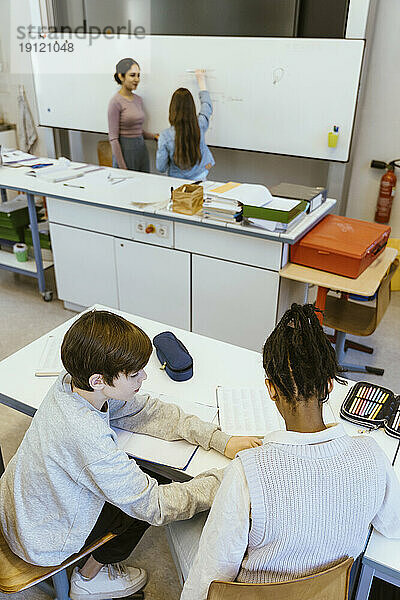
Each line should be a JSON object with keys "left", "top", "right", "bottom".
{"left": 153, "top": 332, "right": 193, "bottom": 381}
{"left": 340, "top": 381, "right": 400, "bottom": 439}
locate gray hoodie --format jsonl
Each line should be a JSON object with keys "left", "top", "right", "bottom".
{"left": 0, "top": 373, "right": 229, "bottom": 566}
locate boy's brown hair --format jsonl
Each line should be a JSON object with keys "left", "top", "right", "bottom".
{"left": 61, "top": 310, "right": 152, "bottom": 391}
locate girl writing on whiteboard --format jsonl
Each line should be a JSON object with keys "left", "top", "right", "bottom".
{"left": 173, "top": 303, "right": 400, "bottom": 600}
{"left": 156, "top": 70, "right": 215, "bottom": 180}
{"left": 108, "top": 58, "right": 158, "bottom": 173}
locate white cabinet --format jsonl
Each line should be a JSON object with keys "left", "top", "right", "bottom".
{"left": 48, "top": 199, "right": 291, "bottom": 350}
{"left": 192, "top": 255, "right": 279, "bottom": 352}
{"left": 49, "top": 223, "right": 119, "bottom": 309}
{"left": 115, "top": 238, "right": 191, "bottom": 330}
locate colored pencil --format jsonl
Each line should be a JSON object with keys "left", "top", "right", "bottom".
{"left": 370, "top": 404, "right": 383, "bottom": 420}
{"left": 349, "top": 396, "right": 359, "bottom": 413}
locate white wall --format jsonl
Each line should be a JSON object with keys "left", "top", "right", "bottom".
{"left": 0, "top": 0, "right": 51, "bottom": 158}
{"left": 2, "top": 0, "right": 399, "bottom": 225}
{"left": 346, "top": 0, "right": 400, "bottom": 236}
{"left": 0, "top": 0, "right": 329, "bottom": 191}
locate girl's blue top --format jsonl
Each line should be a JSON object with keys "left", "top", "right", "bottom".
{"left": 156, "top": 90, "right": 215, "bottom": 180}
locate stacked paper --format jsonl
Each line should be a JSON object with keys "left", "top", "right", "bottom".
{"left": 202, "top": 197, "right": 241, "bottom": 223}
{"left": 207, "top": 182, "right": 273, "bottom": 207}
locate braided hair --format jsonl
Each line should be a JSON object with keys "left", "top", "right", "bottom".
{"left": 263, "top": 303, "right": 344, "bottom": 406}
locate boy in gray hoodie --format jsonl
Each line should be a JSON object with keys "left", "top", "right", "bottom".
{"left": 0, "top": 310, "right": 260, "bottom": 599}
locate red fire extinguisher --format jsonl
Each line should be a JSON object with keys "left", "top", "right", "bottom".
{"left": 372, "top": 159, "right": 399, "bottom": 224}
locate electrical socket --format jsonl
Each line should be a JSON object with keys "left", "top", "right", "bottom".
{"left": 157, "top": 224, "right": 168, "bottom": 238}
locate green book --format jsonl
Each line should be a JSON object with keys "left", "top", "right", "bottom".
{"left": 242, "top": 199, "right": 307, "bottom": 224}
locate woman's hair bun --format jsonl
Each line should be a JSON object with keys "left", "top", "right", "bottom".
{"left": 114, "top": 72, "right": 122, "bottom": 84}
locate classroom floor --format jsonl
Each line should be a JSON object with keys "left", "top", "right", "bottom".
{"left": 0, "top": 268, "right": 399, "bottom": 600}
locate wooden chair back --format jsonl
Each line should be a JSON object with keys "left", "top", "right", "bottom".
{"left": 375, "top": 257, "right": 399, "bottom": 328}
{"left": 206, "top": 557, "right": 354, "bottom": 600}
{"left": 97, "top": 140, "right": 113, "bottom": 167}
{"left": 324, "top": 257, "right": 399, "bottom": 337}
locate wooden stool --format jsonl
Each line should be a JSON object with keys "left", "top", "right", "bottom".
{"left": 0, "top": 446, "right": 144, "bottom": 600}
{"left": 0, "top": 528, "right": 118, "bottom": 600}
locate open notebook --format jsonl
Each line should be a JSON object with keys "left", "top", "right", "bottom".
{"left": 113, "top": 392, "right": 218, "bottom": 470}
{"left": 217, "top": 387, "right": 336, "bottom": 437}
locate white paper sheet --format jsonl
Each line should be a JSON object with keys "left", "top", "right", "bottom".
{"left": 208, "top": 183, "right": 273, "bottom": 207}
{"left": 113, "top": 392, "right": 218, "bottom": 469}
{"left": 114, "top": 428, "right": 199, "bottom": 470}
{"left": 217, "top": 387, "right": 284, "bottom": 436}
{"left": 217, "top": 386, "right": 337, "bottom": 437}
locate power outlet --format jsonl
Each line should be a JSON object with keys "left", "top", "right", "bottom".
{"left": 132, "top": 215, "right": 173, "bottom": 247}
{"left": 157, "top": 224, "right": 168, "bottom": 238}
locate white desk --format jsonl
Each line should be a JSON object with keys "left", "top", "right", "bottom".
{"left": 0, "top": 304, "right": 265, "bottom": 477}
{"left": 1, "top": 304, "right": 399, "bottom": 599}
{"left": 354, "top": 448, "right": 400, "bottom": 600}
{"left": 0, "top": 159, "right": 335, "bottom": 351}
{"left": 0, "top": 304, "right": 398, "bottom": 477}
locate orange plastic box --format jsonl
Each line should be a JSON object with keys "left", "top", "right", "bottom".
{"left": 290, "top": 215, "right": 391, "bottom": 279}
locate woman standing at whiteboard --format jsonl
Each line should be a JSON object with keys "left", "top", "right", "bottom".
{"left": 156, "top": 70, "right": 214, "bottom": 180}
{"left": 108, "top": 58, "right": 158, "bottom": 172}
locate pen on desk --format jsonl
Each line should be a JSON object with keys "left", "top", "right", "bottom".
{"left": 63, "top": 183, "right": 85, "bottom": 189}
{"left": 82, "top": 167, "right": 105, "bottom": 174}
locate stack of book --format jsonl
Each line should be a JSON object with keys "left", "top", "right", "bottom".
{"left": 243, "top": 198, "right": 308, "bottom": 232}
{"left": 202, "top": 181, "right": 309, "bottom": 231}
{"left": 269, "top": 183, "right": 327, "bottom": 213}
{"left": 202, "top": 196, "right": 242, "bottom": 223}
{"left": 203, "top": 181, "right": 271, "bottom": 224}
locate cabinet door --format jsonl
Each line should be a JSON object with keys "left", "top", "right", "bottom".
{"left": 192, "top": 255, "right": 279, "bottom": 351}
{"left": 115, "top": 239, "right": 190, "bottom": 330}
{"left": 49, "top": 223, "right": 118, "bottom": 308}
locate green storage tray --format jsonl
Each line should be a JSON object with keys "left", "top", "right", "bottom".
{"left": 24, "top": 229, "right": 51, "bottom": 250}
{"left": 0, "top": 226, "right": 25, "bottom": 242}
{"left": 0, "top": 198, "right": 30, "bottom": 228}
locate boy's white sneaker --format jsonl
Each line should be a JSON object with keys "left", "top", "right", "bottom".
{"left": 70, "top": 563, "right": 147, "bottom": 600}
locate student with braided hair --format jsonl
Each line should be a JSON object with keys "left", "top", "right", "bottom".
{"left": 178, "top": 303, "right": 400, "bottom": 600}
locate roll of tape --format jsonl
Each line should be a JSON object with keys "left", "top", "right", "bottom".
{"left": 13, "top": 243, "right": 28, "bottom": 262}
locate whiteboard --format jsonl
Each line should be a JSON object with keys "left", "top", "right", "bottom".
{"left": 31, "top": 35, "right": 364, "bottom": 161}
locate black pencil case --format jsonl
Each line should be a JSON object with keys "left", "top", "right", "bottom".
{"left": 340, "top": 381, "right": 400, "bottom": 439}
{"left": 153, "top": 331, "right": 193, "bottom": 382}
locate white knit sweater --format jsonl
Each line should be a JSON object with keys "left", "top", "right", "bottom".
{"left": 181, "top": 424, "right": 400, "bottom": 600}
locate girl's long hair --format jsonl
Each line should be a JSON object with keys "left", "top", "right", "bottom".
{"left": 169, "top": 88, "right": 201, "bottom": 170}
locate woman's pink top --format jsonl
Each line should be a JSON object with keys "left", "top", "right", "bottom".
{"left": 108, "top": 92, "right": 152, "bottom": 169}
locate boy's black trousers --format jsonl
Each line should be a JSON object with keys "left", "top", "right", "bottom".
{"left": 80, "top": 468, "right": 171, "bottom": 564}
